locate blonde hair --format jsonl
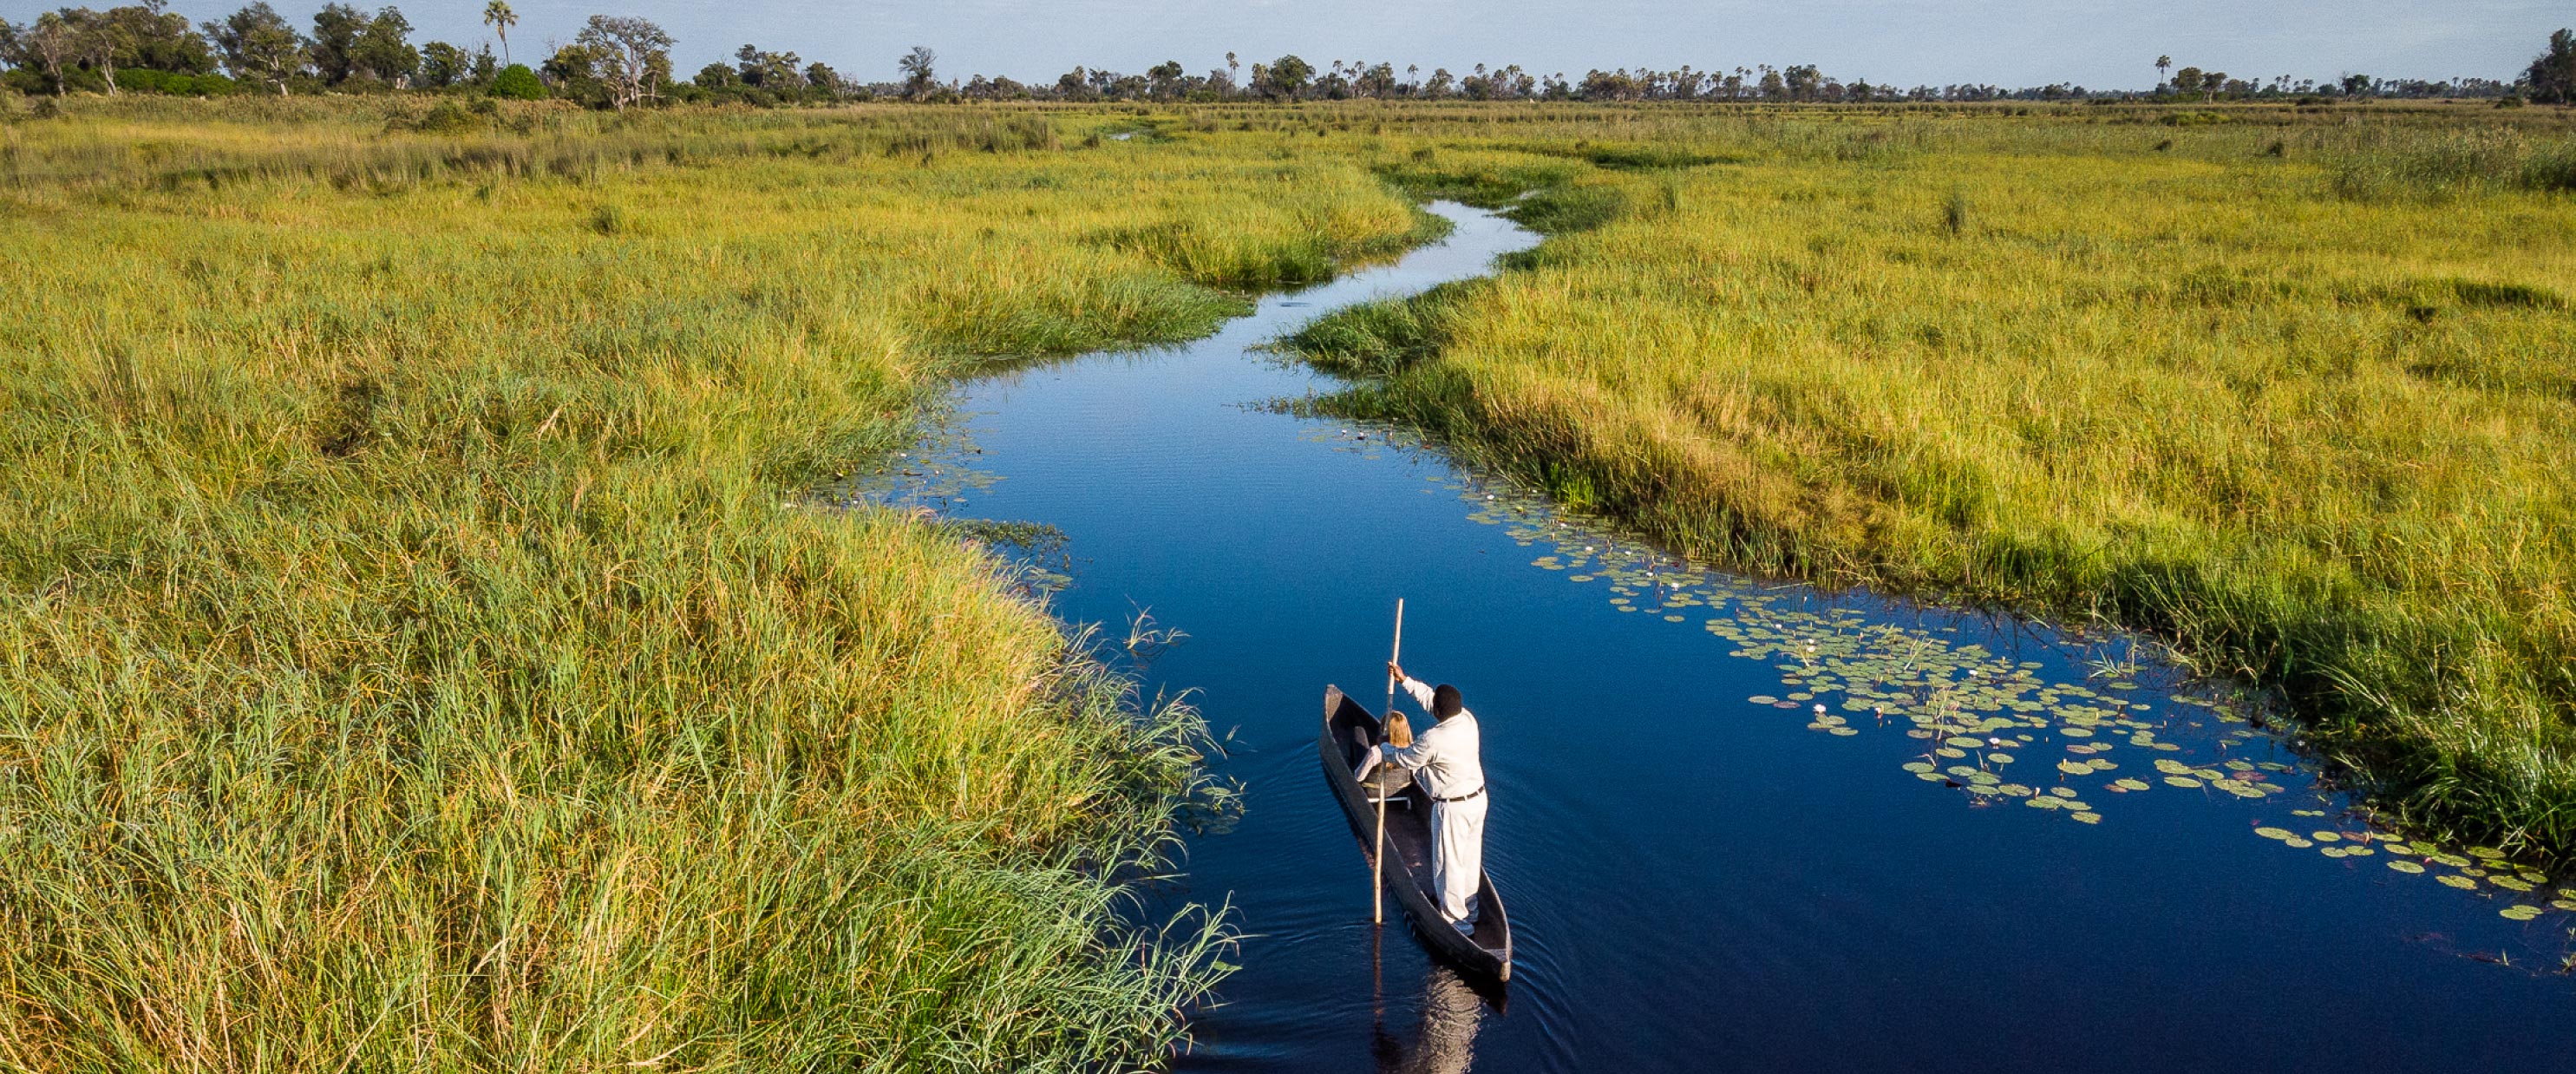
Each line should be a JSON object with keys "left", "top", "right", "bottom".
{"left": 1384, "top": 713, "right": 1414, "bottom": 749}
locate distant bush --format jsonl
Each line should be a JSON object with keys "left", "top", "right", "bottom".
{"left": 489, "top": 64, "right": 546, "bottom": 101}
{"left": 400, "top": 99, "right": 481, "bottom": 134}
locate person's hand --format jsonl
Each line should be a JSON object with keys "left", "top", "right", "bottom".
{"left": 1386, "top": 660, "right": 1405, "bottom": 682}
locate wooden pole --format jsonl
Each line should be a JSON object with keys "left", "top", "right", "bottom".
{"left": 1376, "top": 599, "right": 1402, "bottom": 926}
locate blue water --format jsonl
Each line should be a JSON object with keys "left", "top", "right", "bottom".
{"left": 862, "top": 206, "right": 2576, "bottom": 1072}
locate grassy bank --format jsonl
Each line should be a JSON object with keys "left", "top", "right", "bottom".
{"left": 1289, "top": 105, "right": 2576, "bottom": 856}
{"left": 0, "top": 98, "right": 1428, "bottom": 1067}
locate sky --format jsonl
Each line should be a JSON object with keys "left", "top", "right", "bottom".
{"left": 19, "top": 0, "right": 2566, "bottom": 89}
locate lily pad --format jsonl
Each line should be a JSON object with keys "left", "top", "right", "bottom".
{"left": 2386, "top": 860, "right": 2426, "bottom": 874}
{"left": 2436, "top": 874, "right": 2479, "bottom": 890}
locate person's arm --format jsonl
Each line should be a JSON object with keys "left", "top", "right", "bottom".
{"left": 1354, "top": 743, "right": 1384, "bottom": 779}
{"left": 1387, "top": 661, "right": 1436, "bottom": 713}
{"left": 1378, "top": 720, "right": 1445, "bottom": 772}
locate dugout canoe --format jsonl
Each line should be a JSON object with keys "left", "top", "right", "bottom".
{"left": 1319, "top": 684, "right": 1512, "bottom": 983}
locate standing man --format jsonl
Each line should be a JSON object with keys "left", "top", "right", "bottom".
{"left": 1357, "top": 662, "right": 1487, "bottom": 933}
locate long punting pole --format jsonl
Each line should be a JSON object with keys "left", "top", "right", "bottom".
{"left": 1377, "top": 599, "right": 1402, "bottom": 926}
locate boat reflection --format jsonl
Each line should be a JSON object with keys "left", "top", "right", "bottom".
{"left": 1371, "top": 930, "right": 1500, "bottom": 1074}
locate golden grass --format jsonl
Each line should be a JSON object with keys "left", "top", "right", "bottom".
{"left": 0, "top": 98, "right": 1425, "bottom": 1068}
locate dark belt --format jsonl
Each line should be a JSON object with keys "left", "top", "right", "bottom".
{"left": 1435, "top": 786, "right": 1486, "bottom": 803}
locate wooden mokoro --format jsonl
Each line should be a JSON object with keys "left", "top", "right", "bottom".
{"left": 1318, "top": 684, "right": 1512, "bottom": 983}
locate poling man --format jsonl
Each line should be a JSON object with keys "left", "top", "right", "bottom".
{"left": 1356, "top": 661, "right": 1487, "bottom": 933}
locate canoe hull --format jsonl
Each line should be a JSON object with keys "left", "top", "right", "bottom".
{"left": 1318, "top": 684, "right": 1512, "bottom": 983}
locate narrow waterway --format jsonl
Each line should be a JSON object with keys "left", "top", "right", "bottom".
{"left": 860, "top": 205, "right": 2576, "bottom": 1072}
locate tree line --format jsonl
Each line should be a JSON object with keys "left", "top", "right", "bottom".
{"left": 4, "top": 3, "right": 2570, "bottom": 108}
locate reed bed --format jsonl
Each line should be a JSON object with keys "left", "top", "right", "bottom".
{"left": 0, "top": 99, "right": 1427, "bottom": 1069}
{"left": 1293, "top": 106, "right": 2576, "bottom": 856}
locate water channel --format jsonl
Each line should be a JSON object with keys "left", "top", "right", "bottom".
{"left": 860, "top": 204, "right": 2576, "bottom": 1072}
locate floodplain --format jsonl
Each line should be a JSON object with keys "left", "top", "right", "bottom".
{"left": 4, "top": 95, "right": 2574, "bottom": 1067}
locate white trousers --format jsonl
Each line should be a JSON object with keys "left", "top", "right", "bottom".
{"left": 1429, "top": 794, "right": 1487, "bottom": 927}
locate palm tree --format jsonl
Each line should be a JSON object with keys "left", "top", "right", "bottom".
{"left": 483, "top": 0, "right": 515, "bottom": 65}
{"left": 2155, "top": 55, "right": 2172, "bottom": 87}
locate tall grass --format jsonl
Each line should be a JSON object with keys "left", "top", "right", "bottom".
{"left": 0, "top": 99, "right": 1428, "bottom": 1068}
{"left": 1292, "top": 107, "right": 2576, "bottom": 857}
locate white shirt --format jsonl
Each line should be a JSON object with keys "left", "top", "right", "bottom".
{"left": 1359, "top": 677, "right": 1486, "bottom": 800}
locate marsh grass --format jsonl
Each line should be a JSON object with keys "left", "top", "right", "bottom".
{"left": 1291, "top": 105, "right": 2576, "bottom": 857}
{"left": 0, "top": 99, "right": 1430, "bottom": 1068}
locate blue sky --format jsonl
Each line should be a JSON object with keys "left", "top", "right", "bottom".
{"left": 26, "top": 1, "right": 2566, "bottom": 88}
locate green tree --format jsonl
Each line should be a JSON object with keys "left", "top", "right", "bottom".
{"left": 2527, "top": 29, "right": 2575, "bottom": 105}
{"left": 106, "top": 2, "right": 215, "bottom": 76}
{"left": 803, "top": 60, "right": 839, "bottom": 96}
{"left": 306, "top": 3, "right": 363, "bottom": 83}
{"left": 540, "top": 43, "right": 605, "bottom": 104}
{"left": 1147, "top": 58, "right": 1183, "bottom": 100}
{"left": 733, "top": 43, "right": 799, "bottom": 88}
{"left": 2171, "top": 66, "right": 2203, "bottom": 95}
{"left": 1783, "top": 62, "right": 1821, "bottom": 100}
{"left": 1263, "top": 53, "right": 1311, "bottom": 99}
{"left": 350, "top": 6, "right": 416, "bottom": 84}
{"left": 416, "top": 39, "right": 464, "bottom": 87}
{"left": 203, "top": 3, "right": 304, "bottom": 95}
{"left": 64, "top": 8, "right": 134, "bottom": 95}
{"left": 899, "top": 45, "right": 936, "bottom": 99}
{"left": 2155, "top": 55, "right": 2171, "bottom": 87}
{"left": 9, "top": 12, "right": 77, "bottom": 95}
{"left": 486, "top": 59, "right": 539, "bottom": 98}
{"left": 573, "top": 14, "right": 670, "bottom": 109}
{"left": 481, "top": 0, "right": 512, "bottom": 64}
